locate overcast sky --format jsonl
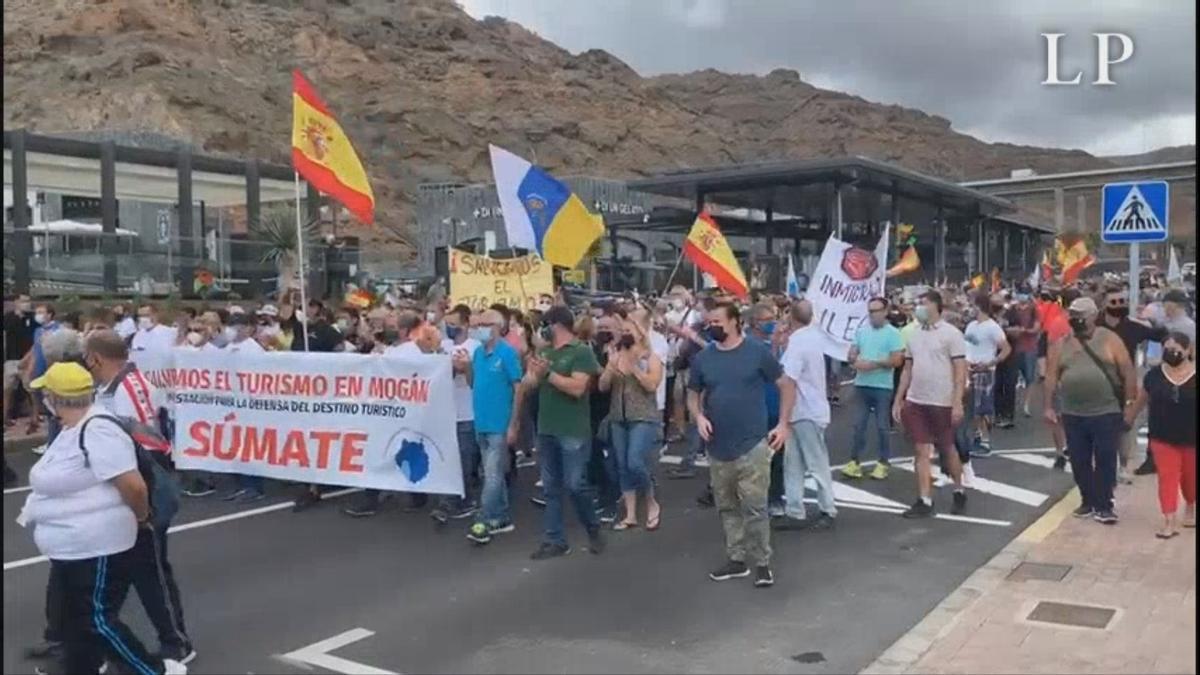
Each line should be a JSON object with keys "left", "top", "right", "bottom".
{"left": 459, "top": 0, "right": 1195, "bottom": 157}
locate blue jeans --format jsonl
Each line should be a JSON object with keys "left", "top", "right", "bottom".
{"left": 1063, "top": 413, "right": 1123, "bottom": 512}
{"left": 680, "top": 422, "right": 703, "bottom": 469}
{"left": 477, "top": 433, "right": 511, "bottom": 527}
{"left": 1016, "top": 351, "right": 1038, "bottom": 388}
{"left": 784, "top": 420, "right": 838, "bottom": 520}
{"left": 610, "top": 420, "right": 658, "bottom": 493}
{"left": 538, "top": 434, "right": 599, "bottom": 547}
{"left": 851, "top": 386, "right": 892, "bottom": 463}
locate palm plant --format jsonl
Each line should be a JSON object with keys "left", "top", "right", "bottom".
{"left": 250, "top": 206, "right": 319, "bottom": 296}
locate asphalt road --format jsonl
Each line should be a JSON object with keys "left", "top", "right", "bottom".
{"left": 3, "top": 384, "right": 1079, "bottom": 675}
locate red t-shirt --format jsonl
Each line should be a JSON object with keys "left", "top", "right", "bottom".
{"left": 1036, "top": 300, "right": 1070, "bottom": 343}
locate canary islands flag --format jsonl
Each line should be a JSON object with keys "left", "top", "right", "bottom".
{"left": 683, "top": 211, "right": 749, "bottom": 299}
{"left": 291, "top": 70, "right": 375, "bottom": 224}
{"left": 489, "top": 144, "right": 604, "bottom": 269}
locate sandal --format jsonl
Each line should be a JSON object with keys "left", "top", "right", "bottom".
{"left": 647, "top": 506, "right": 662, "bottom": 531}
{"left": 612, "top": 521, "right": 638, "bottom": 531}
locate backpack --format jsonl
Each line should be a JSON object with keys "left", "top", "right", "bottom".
{"left": 78, "top": 414, "right": 181, "bottom": 531}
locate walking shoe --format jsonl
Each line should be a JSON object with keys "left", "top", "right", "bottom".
{"left": 449, "top": 503, "right": 479, "bottom": 520}
{"left": 870, "top": 462, "right": 889, "bottom": 480}
{"left": 430, "top": 508, "right": 449, "bottom": 525}
{"left": 467, "top": 522, "right": 492, "bottom": 545}
{"left": 709, "top": 560, "right": 751, "bottom": 581}
{"left": 754, "top": 566, "right": 775, "bottom": 587}
{"left": 666, "top": 466, "right": 697, "bottom": 479}
{"left": 1133, "top": 459, "right": 1156, "bottom": 476}
{"left": 1072, "top": 505, "right": 1095, "bottom": 518}
{"left": 1053, "top": 454, "right": 1068, "bottom": 471}
{"left": 598, "top": 509, "right": 617, "bottom": 524}
{"left": 995, "top": 418, "right": 1015, "bottom": 429}
{"left": 951, "top": 490, "right": 967, "bottom": 515}
{"left": 768, "top": 502, "right": 787, "bottom": 518}
{"left": 182, "top": 482, "right": 216, "bottom": 498}
{"left": 969, "top": 442, "right": 992, "bottom": 458}
{"left": 236, "top": 490, "right": 266, "bottom": 504}
{"left": 24, "top": 640, "right": 63, "bottom": 659}
{"left": 292, "top": 491, "right": 321, "bottom": 512}
{"left": 161, "top": 644, "right": 197, "bottom": 665}
{"left": 961, "top": 462, "right": 976, "bottom": 488}
{"left": 1117, "top": 467, "right": 1134, "bottom": 485}
{"left": 696, "top": 488, "right": 715, "bottom": 508}
{"left": 841, "top": 460, "right": 864, "bottom": 479}
{"left": 534, "top": 478, "right": 544, "bottom": 489}
{"left": 1093, "top": 509, "right": 1119, "bottom": 525}
{"left": 163, "top": 658, "right": 188, "bottom": 675}
{"left": 529, "top": 493, "right": 547, "bottom": 507}
{"left": 587, "top": 528, "right": 606, "bottom": 554}
{"left": 220, "top": 488, "right": 248, "bottom": 502}
{"left": 515, "top": 452, "right": 537, "bottom": 468}
{"left": 488, "top": 522, "right": 516, "bottom": 535}
{"left": 811, "top": 512, "right": 836, "bottom": 529}
{"left": 1022, "top": 403, "right": 1032, "bottom": 418}
{"left": 530, "top": 542, "right": 571, "bottom": 560}
{"left": 902, "top": 499, "right": 935, "bottom": 519}
{"left": 772, "top": 516, "right": 810, "bottom": 531}
{"left": 342, "top": 504, "right": 378, "bottom": 518}
{"left": 31, "top": 443, "right": 47, "bottom": 456}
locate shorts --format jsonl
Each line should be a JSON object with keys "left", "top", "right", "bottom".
{"left": 969, "top": 368, "right": 995, "bottom": 417}
{"left": 901, "top": 401, "right": 956, "bottom": 451}
{"left": 3, "top": 360, "right": 21, "bottom": 391}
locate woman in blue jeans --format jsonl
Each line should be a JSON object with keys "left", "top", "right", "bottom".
{"left": 598, "top": 315, "right": 664, "bottom": 531}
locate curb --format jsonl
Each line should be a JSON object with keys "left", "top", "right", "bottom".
{"left": 859, "top": 487, "right": 1081, "bottom": 675}
{"left": 4, "top": 434, "right": 47, "bottom": 455}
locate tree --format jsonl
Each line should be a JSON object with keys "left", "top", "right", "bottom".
{"left": 250, "top": 206, "right": 319, "bottom": 296}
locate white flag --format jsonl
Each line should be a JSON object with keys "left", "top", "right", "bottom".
{"left": 1167, "top": 246, "right": 1182, "bottom": 284}
{"left": 786, "top": 255, "right": 800, "bottom": 297}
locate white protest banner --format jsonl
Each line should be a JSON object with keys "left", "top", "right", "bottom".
{"left": 808, "top": 225, "right": 890, "bottom": 360}
{"left": 132, "top": 350, "right": 463, "bottom": 495}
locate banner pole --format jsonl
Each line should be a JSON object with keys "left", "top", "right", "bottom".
{"left": 661, "top": 248, "right": 686, "bottom": 294}
{"left": 294, "top": 172, "right": 311, "bottom": 352}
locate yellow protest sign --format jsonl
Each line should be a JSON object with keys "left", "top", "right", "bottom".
{"left": 561, "top": 269, "right": 586, "bottom": 285}
{"left": 450, "top": 249, "right": 554, "bottom": 311}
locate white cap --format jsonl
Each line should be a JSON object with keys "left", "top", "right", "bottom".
{"left": 256, "top": 304, "right": 279, "bottom": 318}
{"left": 228, "top": 305, "right": 246, "bottom": 315}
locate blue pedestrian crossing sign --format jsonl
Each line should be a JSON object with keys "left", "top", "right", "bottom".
{"left": 1101, "top": 181, "right": 1169, "bottom": 243}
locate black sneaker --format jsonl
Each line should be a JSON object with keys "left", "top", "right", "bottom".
{"left": 696, "top": 488, "right": 715, "bottom": 508}
{"left": 969, "top": 444, "right": 993, "bottom": 458}
{"left": 292, "top": 490, "right": 321, "bottom": 513}
{"left": 530, "top": 542, "right": 570, "bottom": 560}
{"left": 754, "top": 565, "right": 775, "bottom": 587}
{"left": 667, "top": 467, "right": 696, "bottom": 480}
{"left": 342, "top": 504, "right": 377, "bottom": 518}
{"left": 587, "top": 528, "right": 606, "bottom": 554}
{"left": 902, "top": 499, "right": 935, "bottom": 519}
{"left": 1133, "top": 459, "right": 1156, "bottom": 476}
{"left": 1093, "top": 509, "right": 1119, "bottom": 525}
{"left": 951, "top": 491, "right": 967, "bottom": 515}
{"left": 450, "top": 503, "right": 479, "bottom": 520}
{"left": 182, "top": 482, "right": 216, "bottom": 498}
{"left": 771, "top": 516, "right": 810, "bottom": 531}
{"left": 466, "top": 522, "right": 492, "bottom": 544}
{"left": 811, "top": 512, "right": 836, "bottom": 529}
{"left": 1053, "top": 454, "right": 1068, "bottom": 471}
{"left": 24, "top": 640, "right": 63, "bottom": 659}
{"left": 1072, "top": 505, "right": 1095, "bottom": 518}
{"left": 598, "top": 509, "right": 617, "bottom": 524}
{"left": 530, "top": 493, "right": 547, "bottom": 507}
{"left": 709, "top": 560, "right": 750, "bottom": 581}
{"left": 160, "top": 643, "right": 197, "bottom": 665}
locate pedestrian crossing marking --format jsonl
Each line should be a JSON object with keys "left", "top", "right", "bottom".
{"left": 890, "top": 460, "right": 1048, "bottom": 507}
{"left": 1002, "top": 452, "right": 1071, "bottom": 473}
{"left": 1101, "top": 181, "right": 1169, "bottom": 243}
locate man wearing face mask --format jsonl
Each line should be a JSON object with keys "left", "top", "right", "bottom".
{"left": 1044, "top": 297, "right": 1137, "bottom": 525}
{"left": 844, "top": 297, "right": 905, "bottom": 480}
{"left": 111, "top": 304, "right": 137, "bottom": 342}
{"left": 24, "top": 303, "right": 63, "bottom": 447}
{"left": 1100, "top": 287, "right": 1166, "bottom": 479}
{"left": 688, "top": 302, "right": 794, "bottom": 588}
{"left": 465, "top": 310, "right": 524, "bottom": 544}
{"left": 131, "top": 304, "right": 177, "bottom": 355}
{"left": 747, "top": 303, "right": 786, "bottom": 518}
{"left": 432, "top": 304, "right": 482, "bottom": 523}
{"left": 1159, "top": 289, "right": 1196, "bottom": 358}
{"left": 587, "top": 313, "right": 623, "bottom": 523}
{"left": 1000, "top": 289, "right": 1041, "bottom": 425}
{"left": 224, "top": 313, "right": 264, "bottom": 354}
{"left": 4, "top": 294, "right": 37, "bottom": 433}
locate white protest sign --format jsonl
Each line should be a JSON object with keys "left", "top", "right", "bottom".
{"left": 808, "top": 226, "right": 890, "bottom": 360}
{"left": 132, "top": 349, "right": 463, "bottom": 495}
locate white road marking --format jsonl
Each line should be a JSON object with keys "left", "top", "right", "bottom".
{"left": 279, "top": 628, "right": 398, "bottom": 675}
{"left": 1003, "top": 452, "right": 1071, "bottom": 472}
{"left": 3, "top": 488, "right": 361, "bottom": 571}
{"left": 658, "top": 454, "right": 709, "bottom": 468}
{"left": 3, "top": 485, "right": 32, "bottom": 495}
{"left": 796, "top": 497, "right": 1011, "bottom": 527}
{"left": 890, "top": 460, "right": 1048, "bottom": 507}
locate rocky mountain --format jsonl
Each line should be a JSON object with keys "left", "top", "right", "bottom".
{"left": 1103, "top": 145, "right": 1196, "bottom": 167}
{"left": 2, "top": 0, "right": 1186, "bottom": 254}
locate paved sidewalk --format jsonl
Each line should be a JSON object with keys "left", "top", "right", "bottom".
{"left": 865, "top": 476, "right": 1196, "bottom": 675}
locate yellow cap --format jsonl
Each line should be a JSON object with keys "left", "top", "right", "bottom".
{"left": 29, "top": 362, "right": 95, "bottom": 397}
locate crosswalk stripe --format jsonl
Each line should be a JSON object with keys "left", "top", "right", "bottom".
{"left": 890, "top": 460, "right": 1048, "bottom": 507}
{"left": 1003, "top": 452, "right": 1071, "bottom": 473}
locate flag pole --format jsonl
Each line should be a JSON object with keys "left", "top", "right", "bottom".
{"left": 660, "top": 248, "right": 686, "bottom": 294}
{"left": 293, "top": 171, "right": 311, "bottom": 352}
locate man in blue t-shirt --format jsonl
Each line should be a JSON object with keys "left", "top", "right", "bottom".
{"left": 28, "top": 303, "right": 61, "bottom": 446}
{"left": 844, "top": 297, "right": 905, "bottom": 480}
{"left": 688, "top": 302, "right": 793, "bottom": 588}
{"left": 465, "top": 309, "right": 524, "bottom": 544}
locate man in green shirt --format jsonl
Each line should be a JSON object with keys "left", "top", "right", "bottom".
{"left": 521, "top": 305, "right": 605, "bottom": 560}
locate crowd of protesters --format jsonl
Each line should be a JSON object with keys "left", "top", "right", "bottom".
{"left": 2, "top": 270, "right": 1195, "bottom": 672}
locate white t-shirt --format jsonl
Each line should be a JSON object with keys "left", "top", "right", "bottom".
{"left": 131, "top": 324, "right": 176, "bottom": 354}
{"left": 781, "top": 326, "right": 831, "bottom": 426}
{"left": 226, "top": 338, "right": 265, "bottom": 354}
{"left": 649, "top": 330, "right": 670, "bottom": 410}
{"left": 442, "top": 337, "right": 481, "bottom": 422}
{"left": 905, "top": 321, "right": 967, "bottom": 407}
{"left": 964, "top": 318, "right": 1007, "bottom": 365}
{"left": 114, "top": 317, "right": 137, "bottom": 340}
{"left": 383, "top": 342, "right": 424, "bottom": 358}
{"left": 20, "top": 406, "right": 139, "bottom": 560}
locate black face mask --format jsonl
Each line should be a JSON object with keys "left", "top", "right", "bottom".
{"left": 617, "top": 334, "right": 635, "bottom": 350}
{"left": 1163, "top": 349, "right": 1186, "bottom": 367}
{"left": 1106, "top": 306, "right": 1129, "bottom": 319}
{"left": 594, "top": 331, "right": 613, "bottom": 346}
{"left": 540, "top": 325, "right": 554, "bottom": 343}
{"left": 1068, "top": 317, "right": 1090, "bottom": 335}
{"left": 706, "top": 325, "right": 728, "bottom": 343}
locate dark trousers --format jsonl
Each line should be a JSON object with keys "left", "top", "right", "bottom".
{"left": 994, "top": 356, "right": 1017, "bottom": 421}
{"left": 54, "top": 549, "right": 165, "bottom": 675}
{"left": 768, "top": 448, "right": 785, "bottom": 507}
{"left": 588, "top": 437, "right": 620, "bottom": 513}
{"left": 130, "top": 527, "right": 190, "bottom": 651}
{"left": 1064, "top": 413, "right": 1123, "bottom": 512}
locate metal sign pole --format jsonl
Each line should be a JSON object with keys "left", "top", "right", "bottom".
{"left": 1129, "top": 242, "right": 1140, "bottom": 314}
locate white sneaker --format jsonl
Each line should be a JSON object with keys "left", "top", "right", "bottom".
{"left": 163, "top": 659, "right": 188, "bottom": 675}
{"left": 31, "top": 444, "right": 47, "bottom": 456}
{"left": 534, "top": 478, "right": 543, "bottom": 489}
{"left": 961, "top": 462, "right": 976, "bottom": 488}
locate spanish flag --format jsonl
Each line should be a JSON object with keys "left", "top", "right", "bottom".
{"left": 682, "top": 211, "right": 748, "bottom": 299}
{"left": 1040, "top": 249, "right": 1055, "bottom": 282}
{"left": 292, "top": 70, "right": 375, "bottom": 224}
{"left": 970, "top": 273, "right": 986, "bottom": 290}
{"left": 886, "top": 245, "right": 920, "bottom": 278}
{"left": 1055, "top": 236, "right": 1095, "bottom": 284}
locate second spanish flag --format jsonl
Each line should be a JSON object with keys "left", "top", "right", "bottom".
{"left": 683, "top": 211, "right": 749, "bottom": 299}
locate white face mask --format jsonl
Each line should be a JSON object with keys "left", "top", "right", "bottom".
{"left": 34, "top": 313, "right": 47, "bottom": 325}
{"left": 186, "top": 332, "right": 204, "bottom": 346}
{"left": 43, "top": 398, "right": 57, "bottom": 418}
{"left": 426, "top": 311, "right": 438, "bottom": 324}
{"left": 138, "top": 317, "right": 154, "bottom": 331}
{"left": 260, "top": 323, "right": 280, "bottom": 337}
